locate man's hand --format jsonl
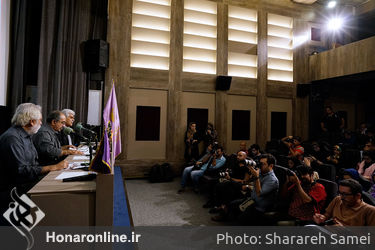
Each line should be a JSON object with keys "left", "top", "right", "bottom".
{"left": 225, "top": 172, "right": 231, "bottom": 180}
{"left": 248, "top": 166, "right": 259, "bottom": 178}
{"left": 288, "top": 172, "right": 299, "bottom": 184}
{"left": 62, "top": 149, "right": 84, "bottom": 156}
{"left": 304, "top": 157, "right": 311, "bottom": 167}
{"left": 313, "top": 213, "right": 326, "bottom": 225}
{"left": 62, "top": 145, "right": 76, "bottom": 150}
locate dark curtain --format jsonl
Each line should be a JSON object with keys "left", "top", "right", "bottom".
{"left": 37, "top": 0, "right": 107, "bottom": 122}
{"left": 7, "top": 0, "right": 27, "bottom": 113}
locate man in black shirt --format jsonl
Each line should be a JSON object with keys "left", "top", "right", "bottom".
{"left": 320, "top": 106, "right": 344, "bottom": 144}
{"left": 0, "top": 104, "right": 67, "bottom": 225}
{"left": 33, "top": 111, "right": 83, "bottom": 165}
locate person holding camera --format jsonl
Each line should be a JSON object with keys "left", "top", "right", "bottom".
{"left": 203, "top": 123, "right": 218, "bottom": 149}
{"left": 208, "top": 151, "right": 252, "bottom": 213}
{"left": 178, "top": 145, "right": 226, "bottom": 194}
{"left": 233, "top": 154, "right": 279, "bottom": 225}
{"left": 280, "top": 165, "right": 327, "bottom": 225}
{"left": 282, "top": 136, "right": 304, "bottom": 161}
{"left": 313, "top": 179, "right": 375, "bottom": 226}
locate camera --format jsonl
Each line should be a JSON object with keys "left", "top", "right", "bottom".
{"left": 285, "top": 138, "right": 294, "bottom": 143}
{"left": 210, "top": 141, "right": 219, "bottom": 154}
{"left": 245, "top": 159, "right": 256, "bottom": 167}
{"left": 218, "top": 169, "right": 232, "bottom": 177}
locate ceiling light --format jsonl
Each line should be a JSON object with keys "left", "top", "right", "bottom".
{"left": 327, "top": 17, "right": 343, "bottom": 31}
{"left": 327, "top": 1, "right": 337, "bottom": 8}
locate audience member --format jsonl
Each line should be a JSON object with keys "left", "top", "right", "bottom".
{"left": 179, "top": 145, "right": 226, "bottom": 193}
{"left": 249, "top": 144, "right": 262, "bottom": 164}
{"left": 320, "top": 106, "right": 344, "bottom": 144}
{"left": 238, "top": 141, "right": 248, "bottom": 155}
{"left": 370, "top": 173, "right": 375, "bottom": 199}
{"left": 357, "top": 151, "right": 375, "bottom": 181}
{"left": 326, "top": 145, "right": 344, "bottom": 172}
{"left": 203, "top": 123, "right": 217, "bottom": 149}
{"left": 235, "top": 154, "right": 279, "bottom": 225}
{"left": 282, "top": 136, "right": 304, "bottom": 160}
{"left": 281, "top": 165, "right": 326, "bottom": 225}
{"left": 33, "top": 110, "right": 83, "bottom": 165}
{"left": 287, "top": 156, "right": 300, "bottom": 170}
{"left": 313, "top": 179, "right": 375, "bottom": 226}
{"left": 208, "top": 151, "right": 252, "bottom": 217}
{"left": 184, "top": 122, "right": 200, "bottom": 163}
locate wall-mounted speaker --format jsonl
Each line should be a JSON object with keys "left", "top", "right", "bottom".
{"left": 216, "top": 76, "right": 232, "bottom": 91}
{"left": 83, "top": 39, "right": 109, "bottom": 73}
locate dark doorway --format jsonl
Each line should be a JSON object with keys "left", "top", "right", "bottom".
{"left": 271, "top": 112, "right": 287, "bottom": 140}
{"left": 136, "top": 106, "right": 161, "bottom": 141}
{"left": 232, "top": 110, "right": 250, "bottom": 140}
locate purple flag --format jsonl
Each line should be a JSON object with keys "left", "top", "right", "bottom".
{"left": 90, "top": 83, "right": 121, "bottom": 173}
{"left": 102, "top": 83, "right": 122, "bottom": 168}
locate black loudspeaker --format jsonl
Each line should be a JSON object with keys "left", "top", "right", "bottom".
{"left": 83, "top": 39, "right": 109, "bottom": 72}
{"left": 216, "top": 76, "right": 232, "bottom": 91}
{"left": 297, "top": 83, "right": 311, "bottom": 97}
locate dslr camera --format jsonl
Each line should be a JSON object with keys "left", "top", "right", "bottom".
{"left": 218, "top": 169, "right": 232, "bottom": 178}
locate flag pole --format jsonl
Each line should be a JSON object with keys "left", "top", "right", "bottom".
{"left": 110, "top": 80, "right": 115, "bottom": 174}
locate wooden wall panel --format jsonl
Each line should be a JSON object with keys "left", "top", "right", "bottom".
{"left": 309, "top": 36, "right": 375, "bottom": 81}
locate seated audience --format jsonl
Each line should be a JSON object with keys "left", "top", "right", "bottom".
{"left": 249, "top": 144, "right": 262, "bottom": 164}
{"left": 235, "top": 154, "right": 279, "bottom": 225}
{"left": 340, "top": 130, "right": 357, "bottom": 149}
{"left": 178, "top": 145, "right": 226, "bottom": 193}
{"left": 313, "top": 179, "right": 375, "bottom": 226}
{"left": 357, "top": 151, "right": 375, "bottom": 181}
{"left": 0, "top": 104, "right": 68, "bottom": 225}
{"left": 326, "top": 145, "right": 344, "bottom": 172}
{"left": 33, "top": 110, "right": 83, "bottom": 165}
{"left": 282, "top": 136, "right": 304, "bottom": 161}
{"left": 58, "top": 109, "right": 80, "bottom": 146}
{"left": 238, "top": 141, "right": 248, "bottom": 155}
{"left": 370, "top": 172, "right": 375, "bottom": 199}
{"left": 309, "top": 142, "right": 327, "bottom": 165}
{"left": 208, "top": 151, "right": 252, "bottom": 216}
{"left": 281, "top": 165, "right": 327, "bottom": 225}
{"left": 287, "top": 156, "right": 300, "bottom": 170}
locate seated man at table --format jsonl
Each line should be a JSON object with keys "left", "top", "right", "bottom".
{"left": 58, "top": 108, "right": 80, "bottom": 146}
{"left": 33, "top": 110, "right": 83, "bottom": 166}
{"left": 0, "top": 103, "right": 68, "bottom": 225}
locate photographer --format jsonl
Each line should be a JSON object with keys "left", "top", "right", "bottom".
{"left": 209, "top": 151, "right": 252, "bottom": 220}
{"left": 178, "top": 145, "right": 226, "bottom": 194}
{"left": 280, "top": 165, "right": 327, "bottom": 225}
{"left": 235, "top": 154, "right": 279, "bottom": 225}
{"left": 282, "top": 136, "right": 304, "bottom": 161}
{"left": 203, "top": 123, "right": 218, "bottom": 149}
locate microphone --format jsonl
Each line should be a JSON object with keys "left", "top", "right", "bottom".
{"left": 75, "top": 122, "right": 97, "bottom": 136}
{"left": 63, "top": 126, "right": 87, "bottom": 140}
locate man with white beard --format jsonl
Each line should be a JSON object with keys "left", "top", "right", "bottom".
{"left": 0, "top": 103, "right": 68, "bottom": 192}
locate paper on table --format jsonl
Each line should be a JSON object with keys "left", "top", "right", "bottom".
{"left": 55, "top": 172, "right": 90, "bottom": 180}
{"left": 72, "top": 155, "right": 90, "bottom": 160}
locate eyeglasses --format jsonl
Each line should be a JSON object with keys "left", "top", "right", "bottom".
{"left": 337, "top": 192, "right": 353, "bottom": 197}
